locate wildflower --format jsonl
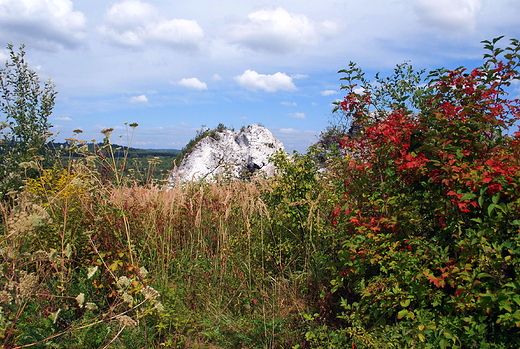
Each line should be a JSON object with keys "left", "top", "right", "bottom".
{"left": 76, "top": 293, "right": 85, "bottom": 307}
{"left": 85, "top": 302, "right": 98, "bottom": 311}
{"left": 116, "top": 276, "right": 131, "bottom": 288}
{"left": 87, "top": 266, "right": 98, "bottom": 279}
{"left": 141, "top": 286, "right": 160, "bottom": 300}
{"left": 139, "top": 266, "right": 149, "bottom": 278}
{"left": 19, "top": 272, "right": 39, "bottom": 298}
{"left": 100, "top": 128, "right": 114, "bottom": 136}
{"left": 122, "top": 292, "right": 134, "bottom": 305}
{"left": 154, "top": 302, "right": 165, "bottom": 312}
{"left": 117, "top": 315, "right": 138, "bottom": 328}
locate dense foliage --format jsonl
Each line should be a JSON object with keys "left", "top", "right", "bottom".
{"left": 1, "top": 37, "right": 519, "bottom": 348}
{"left": 325, "top": 36, "right": 520, "bottom": 348}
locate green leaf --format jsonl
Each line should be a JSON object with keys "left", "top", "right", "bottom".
{"left": 492, "top": 36, "right": 505, "bottom": 44}
{"left": 500, "top": 302, "right": 513, "bottom": 313}
{"left": 488, "top": 203, "right": 496, "bottom": 216}
{"left": 460, "top": 193, "right": 476, "bottom": 201}
{"left": 397, "top": 309, "right": 408, "bottom": 319}
{"left": 477, "top": 273, "right": 492, "bottom": 279}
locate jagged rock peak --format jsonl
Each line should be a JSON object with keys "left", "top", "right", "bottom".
{"left": 168, "top": 124, "right": 284, "bottom": 183}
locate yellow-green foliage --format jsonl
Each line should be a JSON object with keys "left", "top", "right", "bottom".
{"left": 25, "top": 165, "right": 92, "bottom": 204}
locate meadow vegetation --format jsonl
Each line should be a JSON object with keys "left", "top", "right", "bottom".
{"left": 1, "top": 37, "right": 520, "bottom": 348}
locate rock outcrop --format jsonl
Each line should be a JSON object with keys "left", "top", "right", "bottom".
{"left": 168, "top": 124, "right": 284, "bottom": 184}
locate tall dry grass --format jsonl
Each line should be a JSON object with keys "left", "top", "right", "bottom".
{"left": 0, "top": 155, "right": 331, "bottom": 348}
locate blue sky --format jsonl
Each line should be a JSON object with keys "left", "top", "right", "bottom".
{"left": 0, "top": 0, "right": 519, "bottom": 151}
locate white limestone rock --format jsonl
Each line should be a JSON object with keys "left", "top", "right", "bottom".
{"left": 169, "top": 124, "right": 284, "bottom": 184}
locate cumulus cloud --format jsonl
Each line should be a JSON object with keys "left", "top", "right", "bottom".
{"left": 281, "top": 101, "right": 297, "bottom": 106}
{"left": 226, "top": 7, "right": 339, "bottom": 53}
{"left": 413, "top": 0, "right": 482, "bottom": 32}
{"left": 99, "top": 0, "right": 204, "bottom": 50}
{"left": 234, "top": 70, "right": 297, "bottom": 92}
{"left": 0, "top": 0, "right": 86, "bottom": 49}
{"left": 130, "top": 94, "right": 148, "bottom": 103}
{"left": 176, "top": 78, "right": 208, "bottom": 90}
{"left": 321, "top": 90, "right": 338, "bottom": 96}
{"left": 292, "top": 74, "right": 309, "bottom": 79}
{"left": 289, "top": 112, "right": 306, "bottom": 119}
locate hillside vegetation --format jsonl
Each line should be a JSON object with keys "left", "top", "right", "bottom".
{"left": 1, "top": 37, "right": 520, "bottom": 348}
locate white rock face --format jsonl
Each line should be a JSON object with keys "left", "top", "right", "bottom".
{"left": 169, "top": 124, "right": 284, "bottom": 183}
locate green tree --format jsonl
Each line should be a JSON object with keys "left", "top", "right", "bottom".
{"left": 0, "top": 43, "right": 56, "bottom": 199}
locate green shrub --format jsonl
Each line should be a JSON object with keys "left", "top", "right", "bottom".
{"left": 325, "top": 36, "right": 520, "bottom": 348}
{"left": 0, "top": 43, "right": 57, "bottom": 200}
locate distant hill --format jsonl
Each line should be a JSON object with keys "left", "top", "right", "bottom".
{"left": 50, "top": 142, "right": 181, "bottom": 158}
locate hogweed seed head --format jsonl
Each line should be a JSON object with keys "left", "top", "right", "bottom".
{"left": 19, "top": 272, "right": 38, "bottom": 298}
{"left": 122, "top": 292, "right": 133, "bottom": 305}
{"left": 117, "top": 315, "right": 137, "bottom": 328}
{"left": 141, "top": 286, "right": 160, "bottom": 300}
{"left": 76, "top": 293, "right": 85, "bottom": 307}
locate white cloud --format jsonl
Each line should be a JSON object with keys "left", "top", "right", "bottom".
{"left": 212, "top": 74, "right": 222, "bottom": 81}
{"left": 272, "top": 127, "right": 317, "bottom": 151}
{"left": 353, "top": 87, "right": 365, "bottom": 94}
{"left": 226, "top": 7, "right": 339, "bottom": 53}
{"left": 234, "top": 70, "right": 297, "bottom": 92}
{"left": 292, "top": 74, "right": 309, "bottom": 79}
{"left": 278, "top": 128, "right": 301, "bottom": 134}
{"left": 0, "top": 0, "right": 86, "bottom": 49}
{"left": 289, "top": 112, "right": 306, "bottom": 119}
{"left": 412, "top": 0, "right": 482, "bottom": 32}
{"left": 53, "top": 116, "right": 72, "bottom": 121}
{"left": 321, "top": 90, "right": 338, "bottom": 96}
{"left": 176, "top": 78, "right": 208, "bottom": 90}
{"left": 99, "top": 0, "right": 204, "bottom": 50}
{"left": 130, "top": 94, "right": 148, "bottom": 103}
{"left": 281, "top": 101, "right": 297, "bottom": 106}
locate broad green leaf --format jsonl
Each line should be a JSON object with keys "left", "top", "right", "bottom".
{"left": 461, "top": 193, "right": 477, "bottom": 201}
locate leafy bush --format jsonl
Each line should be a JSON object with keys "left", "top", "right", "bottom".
{"left": 0, "top": 43, "right": 57, "bottom": 200}
{"left": 325, "top": 36, "right": 520, "bottom": 348}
